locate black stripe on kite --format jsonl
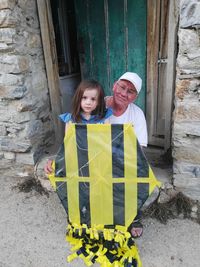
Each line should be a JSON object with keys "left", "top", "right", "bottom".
{"left": 75, "top": 124, "right": 89, "bottom": 177}
{"left": 137, "top": 183, "right": 149, "bottom": 210}
{"left": 113, "top": 183, "right": 125, "bottom": 225}
{"left": 56, "top": 181, "right": 68, "bottom": 213}
{"left": 137, "top": 141, "right": 149, "bottom": 177}
{"left": 111, "top": 124, "right": 124, "bottom": 178}
{"left": 79, "top": 182, "right": 91, "bottom": 225}
{"left": 55, "top": 143, "right": 66, "bottom": 177}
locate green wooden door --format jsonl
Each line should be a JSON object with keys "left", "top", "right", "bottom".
{"left": 74, "top": 0, "right": 146, "bottom": 111}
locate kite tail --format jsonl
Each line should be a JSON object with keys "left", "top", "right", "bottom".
{"left": 66, "top": 223, "right": 142, "bottom": 267}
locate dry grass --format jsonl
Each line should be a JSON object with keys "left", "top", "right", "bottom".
{"left": 143, "top": 192, "right": 197, "bottom": 224}
{"left": 13, "top": 176, "right": 49, "bottom": 197}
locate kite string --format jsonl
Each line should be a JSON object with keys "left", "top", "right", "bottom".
{"left": 56, "top": 125, "right": 131, "bottom": 189}
{"left": 76, "top": 125, "right": 130, "bottom": 177}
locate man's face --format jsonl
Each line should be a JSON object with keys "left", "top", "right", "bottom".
{"left": 113, "top": 79, "right": 138, "bottom": 108}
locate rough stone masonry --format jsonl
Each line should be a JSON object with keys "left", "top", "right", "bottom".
{"left": 173, "top": 0, "right": 200, "bottom": 200}
{"left": 0, "top": 0, "right": 54, "bottom": 176}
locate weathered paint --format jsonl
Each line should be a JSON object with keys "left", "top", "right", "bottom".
{"left": 74, "top": 0, "right": 147, "bottom": 111}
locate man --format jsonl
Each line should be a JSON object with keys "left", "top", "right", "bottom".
{"left": 105, "top": 72, "right": 147, "bottom": 238}
{"left": 105, "top": 72, "right": 147, "bottom": 147}
{"left": 44, "top": 72, "right": 147, "bottom": 237}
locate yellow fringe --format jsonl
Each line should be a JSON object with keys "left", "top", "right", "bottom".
{"left": 66, "top": 223, "right": 142, "bottom": 267}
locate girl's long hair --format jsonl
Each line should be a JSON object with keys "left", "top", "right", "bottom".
{"left": 71, "top": 79, "right": 106, "bottom": 122}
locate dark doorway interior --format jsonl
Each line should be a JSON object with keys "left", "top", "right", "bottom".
{"left": 50, "top": 0, "right": 81, "bottom": 113}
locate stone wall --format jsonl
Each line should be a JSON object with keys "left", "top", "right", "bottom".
{"left": 173, "top": 0, "right": 200, "bottom": 200}
{"left": 0, "top": 0, "right": 54, "bottom": 176}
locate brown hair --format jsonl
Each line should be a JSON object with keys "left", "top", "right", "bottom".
{"left": 71, "top": 79, "right": 106, "bottom": 122}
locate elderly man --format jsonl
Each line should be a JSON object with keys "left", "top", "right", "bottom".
{"left": 105, "top": 72, "right": 147, "bottom": 147}
{"left": 105, "top": 72, "right": 147, "bottom": 238}
{"left": 45, "top": 72, "right": 147, "bottom": 238}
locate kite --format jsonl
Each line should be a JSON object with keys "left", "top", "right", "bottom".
{"left": 48, "top": 123, "right": 161, "bottom": 266}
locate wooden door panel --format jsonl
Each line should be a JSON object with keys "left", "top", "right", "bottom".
{"left": 127, "top": 0, "right": 147, "bottom": 110}
{"left": 89, "top": 1, "right": 108, "bottom": 88}
{"left": 74, "top": 0, "right": 147, "bottom": 111}
{"left": 74, "top": 0, "right": 92, "bottom": 78}
{"left": 107, "top": 0, "right": 126, "bottom": 92}
{"left": 146, "top": 0, "right": 161, "bottom": 145}
{"left": 157, "top": 0, "right": 169, "bottom": 136}
{"left": 147, "top": 0, "right": 171, "bottom": 147}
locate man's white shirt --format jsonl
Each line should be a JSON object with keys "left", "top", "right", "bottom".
{"left": 105, "top": 103, "right": 148, "bottom": 147}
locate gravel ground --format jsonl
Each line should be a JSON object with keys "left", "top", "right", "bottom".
{"left": 1, "top": 176, "right": 200, "bottom": 267}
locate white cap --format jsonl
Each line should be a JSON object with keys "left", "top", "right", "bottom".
{"left": 119, "top": 72, "right": 142, "bottom": 94}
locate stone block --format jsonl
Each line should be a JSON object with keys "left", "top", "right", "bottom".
{"left": 15, "top": 152, "right": 34, "bottom": 165}
{"left": 173, "top": 174, "right": 200, "bottom": 188}
{"left": 0, "top": 0, "right": 16, "bottom": 10}
{"left": 0, "top": 28, "right": 16, "bottom": 43}
{"left": 0, "top": 85, "right": 27, "bottom": 100}
{"left": 191, "top": 205, "right": 198, "bottom": 213}
{"left": 0, "top": 9, "right": 16, "bottom": 27}
{"left": 27, "top": 33, "right": 41, "bottom": 48}
{"left": 178, "top": 29, "right": 199, "bottom": 54}
{"left": 0, "top": 136, "right": 31, "bottom": 152}
{"left": 174, "top": 101, "right": 200, "bottom": 121}
{"left": 182, "top": 188, "right": 200, "bottom": 201}
{"left": 6, "top": 123, "right": 24, "bottom": 134}
{"left": 0, "top": 125, "right": 7, "bottom": 135}
{"left": 0, "top": 43, "right": 14, "bottom": 52}
{"left": 177, "top": 53, "right": 200, "bottom": 74}
{"left": 173, "top": 122, "right": 200, "bottom": 137}
{"left": 177, "top": 29, "right": 200, "bottom": 74}
{"left": 173, "top": 161, "right": 200, "bottom": 178}
{"left": 11, "top": 111, "right": 31, "bottom": 124}
{"left": 4, "top": 151, "right": 15, "bottom": 160}
{"left": 175, "top": 78, "right": 200, "bottom": 100}
{"left": 0, "top": 158, "right": 15, "bottom": 172}
{"left": 0, "top": 74, "right": 23, "bottom": 86}
{"left": 16, "top": 97, "right": 37, "bottom": 112}
{"left": 180, "top": 0, "right": 200, "bottom": 28}
{"left": 175, "top": 79, "right": 190, "bottom": 100}
{"left": 26, "top": 120, "right": 43, "bottom": 140}
{"left": 173, "top": 147, "right": 200, "bottom": 165}
{"left": 17, "top": 0, "right": 28, "bottom": 9}
{"left": 31, "top": 71, "right": 48, "bottom": 92}
{"left": 0, "top": 55, "right": 29, "bottom": 74}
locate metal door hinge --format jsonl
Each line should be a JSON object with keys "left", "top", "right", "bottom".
{"left": 158, "top": 58, "right": 168, "bottom": 64}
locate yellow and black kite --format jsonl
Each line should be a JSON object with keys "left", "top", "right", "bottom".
{"left": 48, "top": 124, "right": 160, "bottom": 267}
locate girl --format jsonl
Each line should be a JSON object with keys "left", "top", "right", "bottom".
{"left": 44, "top": 79, "right": 112, "bottom": 175}
{"left": 59, "top": 79, "right": 112, "bottom": 126}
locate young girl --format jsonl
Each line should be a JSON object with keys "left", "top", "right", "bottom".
{"left": 44, "top": 79, "right": 112, "bottom": 174}
{"left": 59, "top": 79, "right": 112, "bottom": 126}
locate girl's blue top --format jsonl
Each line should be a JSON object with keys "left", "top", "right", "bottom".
{"left": 59, "top": 108, "right": 113, "bottom": 124}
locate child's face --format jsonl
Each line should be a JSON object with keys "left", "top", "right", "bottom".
{"left": 81, "top": 88, "right": 98, "bottom": 116}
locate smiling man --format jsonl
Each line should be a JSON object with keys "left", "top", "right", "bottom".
{"left": 105, "top": 72, "right": 148, "bottom": 238}
{"left": 105, "top": 72, "right": 147, "bottom": 148}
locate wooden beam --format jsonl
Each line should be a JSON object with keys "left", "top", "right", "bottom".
{"left": 164, "top": 0, "right": 179, "bottom": 151}
{"left": 36, "top": 0, "right": 63, "bottom": 145}
{"left": 146, "top": 0, "right": 161, "bottom": 146}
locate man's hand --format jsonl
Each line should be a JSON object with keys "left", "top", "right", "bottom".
{"left": 44, "top": 159, "right": 53, "bottom": 174}
{"left": 105, "top": 96, "right": 113, "bottom": 108}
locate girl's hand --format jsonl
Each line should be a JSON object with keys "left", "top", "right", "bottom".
{"left": 44, "top": 159, "right": 53, "bottom": 174}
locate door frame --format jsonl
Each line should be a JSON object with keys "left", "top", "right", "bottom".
{"left": 37, "top": 0, "right": 63, "bottom": 145}
{"left": 146, "top": 0, "right": 178, "bottom": 150}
